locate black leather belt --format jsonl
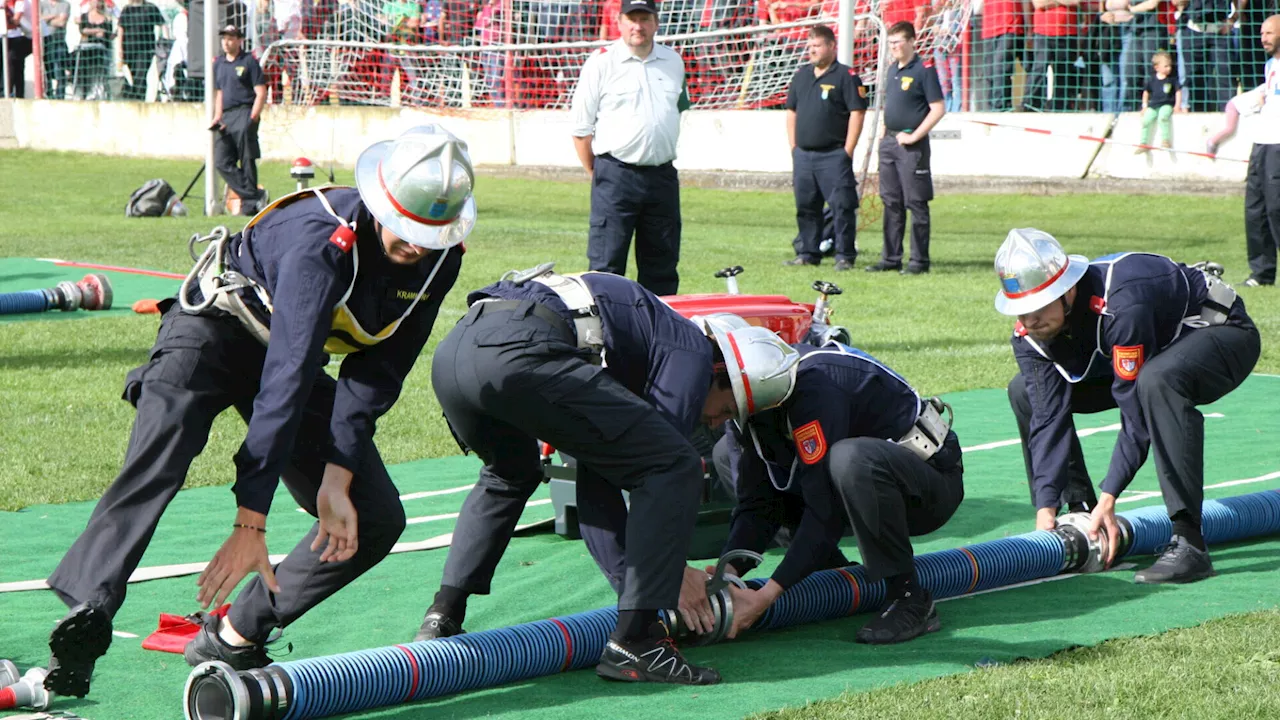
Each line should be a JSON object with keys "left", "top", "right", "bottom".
{"left": 597, "top": 153, "right": 673, "bottom": 170}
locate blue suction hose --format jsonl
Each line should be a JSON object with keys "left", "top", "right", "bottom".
{"left": 184, "top": 489, "right": 1280, "bottom": 720}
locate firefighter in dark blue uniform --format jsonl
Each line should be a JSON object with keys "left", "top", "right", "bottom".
{"left": 40, "top": 126, "right": 474, "bottom": 698}
{"left": 784, "top": 24, "right": 867, "bottom": 270}
{"left": 414, "top": 267, "right": 749, "bottom": 686}
{"left": 996, "top": 228, "right": 1260, "bottom": 584}
{"left": 704, "top": 339, "right": 965, "bottom": 644}
{"left": 867, "top": 21, "right": 945, "bottom": 275}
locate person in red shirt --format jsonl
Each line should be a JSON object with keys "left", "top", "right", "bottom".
{"left": 881, "top": 0, "right": 924, "bottom": 28}
{"left": 981, "top": 0, "right": 1027, "bottom": 110}
{"left": 598, "top": 0, "right": 621, "bottom": 38}
{"left": 1023, "top": 0, "right": 1080, "bottom": 111}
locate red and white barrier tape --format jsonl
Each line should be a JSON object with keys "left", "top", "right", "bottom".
{"left": 967, "top": 119, "right": 1248, "bottom": 164}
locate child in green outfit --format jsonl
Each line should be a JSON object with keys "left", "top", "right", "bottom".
{"left": 1138, "top": 52, "right": 1183, "bottom": 152}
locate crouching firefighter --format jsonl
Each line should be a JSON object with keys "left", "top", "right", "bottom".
{"left": 701, "top": 334, "right": 965, "bottom": 644}
{"left": 40, "top": 125, "right": 473, "bottom": 698}
{"left": 996, "top": 228, "right": 1260, "bottom": 584}
{"left": 416, "top": 264, "right": 764, "bottom": 686}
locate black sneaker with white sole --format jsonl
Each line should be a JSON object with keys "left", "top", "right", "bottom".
{"left": 1134, "top": 535, "right": 1216, "bottom": 584}
{"left": 182, "top": 611, "right": 273, "bottom": 670}
{"left": 855, "top": 588, "right": 941, "bottom": 645}
{"left": 46, "top": 602, "right": 113, "bottom": 698}
{"left": 413, "top": 609, "right": 466, "bottom": 642}
{"left": 597, "top": 629, "right": 721, "bottom": 685}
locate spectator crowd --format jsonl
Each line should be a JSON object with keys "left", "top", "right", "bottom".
{"left": 1, "top": 0, "right": 1271, "bottom": 114}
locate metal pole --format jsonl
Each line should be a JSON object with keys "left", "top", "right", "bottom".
{"left": 960, "top": 18, "right": 969, "bottom": 111}
{"left": 204, "top": 0, "right": 219, "bottom": 216}
{"left": 2, "top": 36, "right": 10, "bottom": 98}
{"left": 836, "top": 0, "right": 853, "bottom": 66}
{"left": 29, "top": 0, "right": 42, "bottom": 98}
{"left": 2, "top": 9, "right": 11, "bottom": 98}
{"left": 501, "top": 0, "right": 513, "bottom": 107}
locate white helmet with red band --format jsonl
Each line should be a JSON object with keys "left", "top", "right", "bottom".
{"left": 355, "top": 124, "right": 477, "bottom": 250}
{"left": 993, "top": 228, "right": 1089, "bottom": 316}
{"left": 712, "top": 324, "right": 801, "bottom": 425}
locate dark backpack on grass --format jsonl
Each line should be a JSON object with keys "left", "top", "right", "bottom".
{"left": 126, "top": 179, "right": 178, "bottom": 217}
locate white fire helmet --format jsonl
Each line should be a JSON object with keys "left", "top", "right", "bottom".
{"left": 355, "top": 124, "right": 477, "bottom": 250}
{"left": 699, "top": 317, "right": 801, "bottom": 425}
{"left": 993, "top": 228, "right": 1089, "bottom": 316}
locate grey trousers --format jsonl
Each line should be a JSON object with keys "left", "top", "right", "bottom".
{"left": 1008, "top": 321, "right": 1260, "bottom": 521}
{"left": 433, "top": 300, "right": 703, "bottom": 611}
{"left": 47, "top": 302, "right": 407, "bottom": 642}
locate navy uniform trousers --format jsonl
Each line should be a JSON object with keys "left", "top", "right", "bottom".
{"left": 713, "top": 431, "right": 964, "bottom": 580}
{"left": 793, "top": 147, "right": 859, "bottom": 264}
{"left": 1245, "top": 143, "right": 1280, "bottom": 285}
{"left": 47, "top": 301, "right": 407, "bottom": 642}
{"left": 215, "top": 105, "right": 263, "bottom": 210}
{"left": 433, "top": 300, "right": 702, "bottom": 611}
{"left": 878, "top": 135, "right": 934, "bottom": 271}
{"left": 1007, "top": 321, "right": 1261, "bottom": 519}
{"left": 588, "top": 154, "right": 682, "bottom": 296}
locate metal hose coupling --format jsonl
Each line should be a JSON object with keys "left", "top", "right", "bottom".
{"left": 0, "top": 274, "right": 113, "bottom": 316}
{"left": 1053, "top": 513, "right": 1135, "bottom": 574}
{"left": 184, "top": 662, "right": 293, "bottom": 720}
{"left": 661, "top": 550, "right": 764, "bottom": 646}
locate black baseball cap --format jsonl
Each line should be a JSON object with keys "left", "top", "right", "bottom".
{"left": 218, "top": 24, "right": 244, "bottom": 37}
{"left": 621, "top": 0, "right": 658, "bottom": 14}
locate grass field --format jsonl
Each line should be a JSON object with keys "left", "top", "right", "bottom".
{"left": 2, "top": 148, "right": 1278, "bottom": 718}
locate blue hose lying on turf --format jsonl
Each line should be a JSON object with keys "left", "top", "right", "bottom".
{"left": 183, "top": 489, "right": 1280, "bottom": 720}
{"left": 0, "top": 290, "right": 56, "bottom": 315}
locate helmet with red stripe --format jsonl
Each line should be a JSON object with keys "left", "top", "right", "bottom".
{"left": 355, "top": 124, "right": 477, "bottom": 249}
{"left": 993, "top": 228, "right": 1089, "bottom": 316}
{"left": 702, "top": 319, "right": 800, "bottom": 426}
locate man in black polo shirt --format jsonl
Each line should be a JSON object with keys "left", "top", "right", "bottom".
{"left": 784, "top": 25, "right": 867, "bottom": 271}
{"left": 867, "top": 21, "right": 945, "bottom": 275}
{"left": 211, "top": 24, "right": 268, "bottom": 216}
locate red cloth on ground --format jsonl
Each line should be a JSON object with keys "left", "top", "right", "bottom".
{"left": 141, "top": 604, "right": 230, "bottom": 654}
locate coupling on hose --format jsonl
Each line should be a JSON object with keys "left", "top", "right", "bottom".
{"left": 184, "top": 661, "right": 293, "bottom": 720}
{"left": 661, "top": 550, "right": 763, "bottom": 646}
{"left": 1053, "top": 513, "right": 1135, "bottom": 574}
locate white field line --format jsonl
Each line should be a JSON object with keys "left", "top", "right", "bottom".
{"left": 0, "top": 514, "right": 554, "bottom": 594}
{"left": 937, "top": 563, "right": 1140, "bottom": 604}
{"left": 961, "top": 413, "right": 1224, "bottom": 453}
{"left": 294, "top": 482, "right": 518, "bottom": 513}
{"left": 404, "top": 499, "right": 553, "bottom": 527}
{"left": 399, "top": 484, "right": 476, "bottom": 501}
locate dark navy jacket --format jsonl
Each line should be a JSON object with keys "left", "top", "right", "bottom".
{"left": 1012, "top": 252, "right": 1252, "bottom": 509}
{"left": 224, "top": 187, "right": 462, "bottom": 514}
{"left": 722, "top": 343, "right": 925, "bottom": 588}
{"left": 467, "top": 271, "right": 715, "bottom": 437}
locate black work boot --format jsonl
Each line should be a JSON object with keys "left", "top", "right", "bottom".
{"left": 855, "top": 587, "right": 941, "bottom": 645}
{"left": 413, "top": 608, "right": 466, "bottom": 642}
{"left": 182, "top": 612, "right": 272, "bottom": 670}
{"left": 46, "top": 602, "right": 113, "bottom": 697}
{"left": 597, "top": 623, "right": 721, "bottom": 685}
{"left": 1134, "top": 535, "right": 1216, "bottom": 584}
{"left": 783, "top": 256, "right": 820, "bottom": 267}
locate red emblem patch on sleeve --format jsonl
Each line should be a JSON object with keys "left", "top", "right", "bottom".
{"left": 1113, "top": 345, "right": 1144, "bottom": 381}
{"left": 793, "top": 420, "right": 828, "bottom": 465}
{"left": 329, "top": 226, "right": 356, "bottom": 253}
